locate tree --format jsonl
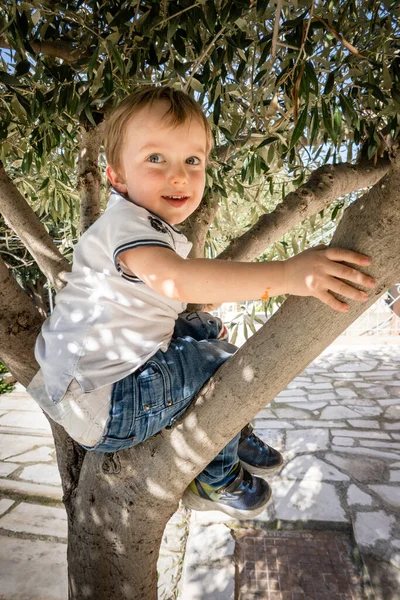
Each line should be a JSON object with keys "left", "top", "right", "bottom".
{"left": 0, "top": 1, "right": 399, "bottom": 598}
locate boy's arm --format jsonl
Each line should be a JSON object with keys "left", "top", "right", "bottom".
{"left": 118, "top": 245, "right": 376, "bottom": 313}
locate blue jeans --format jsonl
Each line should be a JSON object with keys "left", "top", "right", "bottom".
{"left": 83, "top": 312, "right": 239, "bottom": 485}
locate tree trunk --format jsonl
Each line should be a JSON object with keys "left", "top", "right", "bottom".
{"left": 78, "top": 122, "right": 105, "bottom": 234}
{"left": 63, "top": 155, "right": 400, "bottom": 599}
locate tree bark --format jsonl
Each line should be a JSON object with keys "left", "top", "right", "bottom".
{"left": 0, "top": 256, "right": 42, "bottom": 384}
{"left": 0, "top": 161, "right": 70, "bottom": 290}
{"left": 64, "top": 154, "right": 400, "bottom": 599}
{"left": 78, "top": 122, "right": 105, "bottom": 234}
{"left": 181, "top": 193, "right": 219, "bottom": 258}
{"left": 218, "top": 158, "right": 390, "bottom": 262}
{"left": 0, "top": 36, "right": 88, "bottom": 62}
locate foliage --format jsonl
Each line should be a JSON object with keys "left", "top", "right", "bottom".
{"left": 0, "top": 1, "right": 399, "bottom": 327}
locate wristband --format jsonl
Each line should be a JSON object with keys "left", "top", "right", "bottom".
{"left": 261, "top": 287, "right": 270, "bottom": 301}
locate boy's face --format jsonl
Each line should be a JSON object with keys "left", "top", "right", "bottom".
{"left": 106, "top": 101, "right": 208, "bottom": 225}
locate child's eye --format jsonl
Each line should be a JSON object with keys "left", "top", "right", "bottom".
{"left": 147, "top": 154, "right": 165, "bottom": 163}
{"left": 186, "top": 156, "right": 201, "bottom": 165}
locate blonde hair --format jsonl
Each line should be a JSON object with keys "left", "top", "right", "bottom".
{"left": 104, "top": 85, "right": 213, "bottom": 173}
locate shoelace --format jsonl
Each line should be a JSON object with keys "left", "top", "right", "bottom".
{"left": 248, "top": 432, "right": 270, "bottom": 454}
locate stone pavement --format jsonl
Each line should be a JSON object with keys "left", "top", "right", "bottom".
{"left": 0, "top": 343, "right": 399, "bottom": 599}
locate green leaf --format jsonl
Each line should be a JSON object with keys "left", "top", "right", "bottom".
{"left": 257, "top": 136, "right": 277, "bottom": 149}
{"left": 324, "top": 71, "right": 335, "bottom": 96}
{"left": 290, "top": 106, "right": 308, "bottom": 149}
{"left": 321, "top": 99, "right": 336, "bottom": 141}
{"left": 87, "top": 46, "right": 99, "bottom": 79}
{"left": 190, "top": 77, "right": 204, "bottom": 94}
{"left": 15, "top": 60, "right": 30, "bottom": 76}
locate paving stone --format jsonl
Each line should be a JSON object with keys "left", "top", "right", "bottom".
{"left": 281, "top": 456, "right": 349, "bottom": 481}
{"left": 348, "top": 419, "right": 381, "bottom": 428}
{"left": 356, "top": 386, "right": 389, "bottom": 398}
{"left": 255, "top": 408, "right": 276, "bottom": 419}
{"left": 0, "top": 478, "right": 62, "bottom": 500}
{"left": 383, "top": 423, "right": 400, "bottom": 431}
{"left": 308, "top": 392, "right": 338, "bottom": 401}
{"left": 273, "top": 395, "right": 309, "bottom": 403}
{"left": 295, "top": 421, "right": 347, "bottom": 430}
{"left": 343, "top": 398, "right": 377, "bottom": 407}
{"left": 351, "top": 406, "right": 383, "bottom": 417}
{"left": 254, "top": 420, "right": 294, "bottom": 429}
{"left": 184, "top": 524, "right": 234, "bottom": 565}
{"left": 332, "top": 436, "right": 355, "bottom": 446}
{"left": 308, "top": 382, "right": 334, "bottom": 390}
{"left": 0, "top": 462, "right": 19, "bottom": 476}
{"left": 0, "top": 498, "right": 15, "bottom": 516}
{"left": 285, "top": 429, "right": 329, "bottom": 454}
{"left": 0, "top": 535, "right": 67, "bottom": 599}
{"left": 276, "top": 388, "right": 307, "bottom": 397}
{"left": 389, "top": 471, "right": 400, "bottom": 482}
{"left": 392, "top": 434, "right": 400, "bottom": 440}
{"left": 19, "top": 464, "right": 62, "bottom": 487}
{"left": 320, "top": 406, "right": 361, "bottom": 419}
{"left": 5, "top": 445, "right": 55, "bottom": 463}
{"left": 354, "top": 511, "right": 396, "bottom": 550}
{"left": 0, "top": 396, "right": 42, "bottom": 411}
{"left": 385, "top": 405, "right": 400, "bottom": 420}
{"left": 360, "top": 441, "right": 400, "bottom": 450}
{"left": 334, "top": 430, "right": 390, "bottom": 439}
{"left": 369, "top": 485, "right": 400, "bottom": 509}
{"left": 363, "top": 371, "right": 396, "bottom": 378}
{"left": 379, "top": 399, "right": 400, "bottom": 406}
{"left": 330, "top": 446, "right": 400, "bottom": 461}
{"left": 252, "top": 429, "right": 284, "bottom": 452}
{"left": 0, "top": 410, "right": 51, "bottom": 432}
{"left": 334, "top": 361, "right": 378, "bottom": 372}
{"left": 180, "top": 564, "right": 235, "bottom": 600}
{"left": 0, "top": 502, "right": 67, "bottom": 538}
{"left": 347, "top": 484, "right": 373, "bottom": 506}
{"left": 274, "top": 407, "right": 315, "bottom": 419}
{"left": 336, "top": 388, "right": 358, "bottom": 398}
{"left": 287, "top": 401, "right": 328, "bottom": 410}
{"left": 324, "top": 454, "right": 388, "bottom": 483}
{"left": 273, "top": 479, "right": 347, "bottom": 522}
{"left": 0, "top": 433, "right": 54, "bottom": 460}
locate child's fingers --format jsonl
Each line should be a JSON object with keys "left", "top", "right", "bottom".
{"left": 326, "top": 276, "right": 370, "bottom": 303}
{"left": 324, "top": 247, "right": 372, "bottom": 267}
{"left": 317, "top": 291, "right": 350, "bottom": 312}
{"left": 327, "top": 262, "right": 376, "bottom": 290}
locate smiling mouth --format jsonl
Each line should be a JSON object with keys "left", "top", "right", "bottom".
{"left": 162, "top": 195, "right": 190, "bottom": 206}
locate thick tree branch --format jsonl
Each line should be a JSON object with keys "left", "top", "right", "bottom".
{"left": 78, "top": 121, "right": 105, "bottom": 233}
{"left": 218, "top": 158, "right": 390, "bottom": 262}
{"left": 0, "top": 36, "right": 88, "bottom": 63}
{"left": 0, "top": 256, "right": 42, "bottom": 385}
{"left": 181, "top": 194, "right": 220, "bottom": 258}
{"left": 0, "top": 162, "right": 70, "bottom": 289}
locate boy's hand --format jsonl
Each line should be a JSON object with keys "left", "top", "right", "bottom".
{"left": 284, "top": 245, "right": 376, "bottom": 312}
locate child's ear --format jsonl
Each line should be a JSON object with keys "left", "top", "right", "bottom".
{"left": 106, "top": 165, "right": 128, "bottom": 194}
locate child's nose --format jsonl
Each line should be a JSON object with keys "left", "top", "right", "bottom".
{"left": 169, "top": 166, "right": 188, "bottom": 185}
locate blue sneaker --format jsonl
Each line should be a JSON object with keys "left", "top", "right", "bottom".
{"left": 182, "top": 464, "right": 271, "bottom": 519}
{"left": 238, "top": 424, "right": 283, "bottom": 475}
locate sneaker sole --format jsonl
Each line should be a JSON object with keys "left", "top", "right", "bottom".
{"left": 239, "top": 458, "right": 284, "bottom": 476}
{"left": 181, "top": 486, "right": 272, "bottom": 520}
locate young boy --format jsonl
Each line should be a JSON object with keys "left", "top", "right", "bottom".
{"left": 27, "top": 86, "right": 376, "bottom": 519}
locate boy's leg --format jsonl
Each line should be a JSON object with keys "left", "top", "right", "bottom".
{"left": 175, "top": 312, "right": 283, "bottom": 476}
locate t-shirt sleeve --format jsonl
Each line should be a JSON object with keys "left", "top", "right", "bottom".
{"left": 106, "top": 205, "right": 176, "bottom": 282}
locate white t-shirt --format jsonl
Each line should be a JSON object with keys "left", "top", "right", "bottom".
{"left": 34, "top": 189, "right": 192, "bottom": 403}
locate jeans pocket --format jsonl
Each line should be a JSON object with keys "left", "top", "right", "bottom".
{"left": 137, "top": 360, "right": 170, "bottom": 416}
